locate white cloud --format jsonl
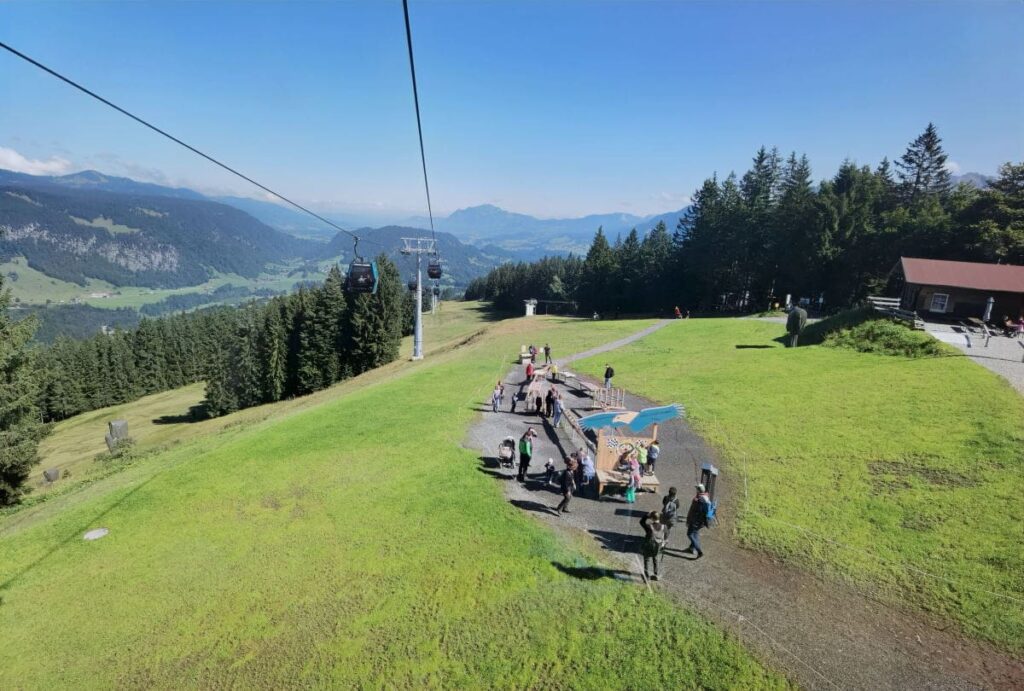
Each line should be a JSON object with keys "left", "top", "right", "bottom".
{"left": 0, "top": 146, "right": 73, "bottom": 175}
{"left": 945, "top": 160, "right": 962, "bottom": 175}
{"left": 654, "top": 191, "right": 691, "bottom": 206}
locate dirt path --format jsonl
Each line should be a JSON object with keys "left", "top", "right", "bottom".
{"left": 464, "top": 324, "right": 1023, "bottom": 690}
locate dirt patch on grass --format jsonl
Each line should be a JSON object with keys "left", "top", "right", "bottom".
{"left": 868, "top": 458, "right": 978, "bottom": 488}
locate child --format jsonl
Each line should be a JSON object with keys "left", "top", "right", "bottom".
{"left": 637, "top": 442, "right": 648, "bottom": 479}
{"left": 647, "top": 440, "right": 660, "bottom": 476}
{"left": 544, "top": 458, "right": 556, "bottom": 486}
{"left": 624, "top": 453, "right": 641, "bottom": 503}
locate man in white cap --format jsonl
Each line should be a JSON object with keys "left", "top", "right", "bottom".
{"left": 683, "top": 483, "right": 711, "bottom": 558}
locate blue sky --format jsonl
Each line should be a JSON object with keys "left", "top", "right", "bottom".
{"left": 1, "top": 1, "right": 1022, "bottom": 220}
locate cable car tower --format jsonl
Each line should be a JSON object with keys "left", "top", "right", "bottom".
{"left": 400, "top": 237, "right": 437, "bottom": 360}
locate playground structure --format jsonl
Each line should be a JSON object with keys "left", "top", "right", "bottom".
{"left": 577, "top": 404, "right": 685, "bottom": 499}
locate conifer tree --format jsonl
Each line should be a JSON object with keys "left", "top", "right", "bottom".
{"left": 133, "top": 319, "right": 167, "bottom": 395}
{"left": 896, "top": 123, "right": 952, "bottom": 204}
{"left": 580, "top": 228, "right": 616, "bottom": 313}
{"left": 0, "top": 274, "right": 45, "bottom": 505}
{"left": 345, "top": 256, "right": 403, "bottom": 374}
{"left": 258, "top": 302, "right": 288, "bottom": 403}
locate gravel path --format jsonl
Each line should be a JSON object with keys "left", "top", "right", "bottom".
{"left": 924, "top": 323, "right": 1024, "bottom": 396}
{"left": 464, "top": 324, "right": 1023, "bottom": 690}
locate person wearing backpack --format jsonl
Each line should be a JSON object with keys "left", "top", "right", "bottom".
{"left": 517, "top": 428, "right": 537, "bottom": 482}
{"left": 661, "top": 486, "right": 680, "bottom": 543}
{"left": 603, "top": 364, "right": 615, "bottom": 389}
{"left": 640, "top": 511, "right": 667, "bottom": 581}
{"left": 683, "top": 483, "right": 712, "bottom": 558}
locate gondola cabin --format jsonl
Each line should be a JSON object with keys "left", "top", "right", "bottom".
{"left": 407, "top": 279, "right": 419, "bottom": 292}
{"left": 427, "top": 260, "right": 443, "bottom": 280}
{"left": 345, "top": 260, "right": 379, "bottom": 294}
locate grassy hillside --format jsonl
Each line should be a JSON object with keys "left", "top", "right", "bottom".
{"left": 0, "top": 308, "right": 785, "bottom": 688}
{"left": 576, "top": 318, "right": 1024, "bottom": 651}
{"left": 3, "top": 256, "right": 326, "bottom": 310}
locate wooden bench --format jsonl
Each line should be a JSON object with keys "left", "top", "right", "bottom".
{"left": 595, "top": 469, "right": 660, "bottom": 499}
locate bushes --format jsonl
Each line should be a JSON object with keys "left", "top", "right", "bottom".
{"left": 804, "top": 306, "right": 950, "bottom": 358}
{"left": 824, "top": 316, "right": 950, "bottom": 358}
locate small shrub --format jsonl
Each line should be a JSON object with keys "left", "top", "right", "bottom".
{"left": 824, "top": 319, "right": 950, "bottom": 358}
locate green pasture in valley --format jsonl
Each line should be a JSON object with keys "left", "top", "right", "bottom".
{"left": 576, "top": 317, "right": 1024, "bottom": 651}
{"left": 0, "top": 310, "right": 785, "bottom": 689}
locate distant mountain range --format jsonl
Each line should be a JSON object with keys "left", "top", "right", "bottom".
{"left": 403, "top": 204, "right": 690, "bottom": 255}
{"left": 0, "top": 168, "right": 520, "bottom": 292}
{"left": 952, "top": 172, "right": 993, "bottom": 189}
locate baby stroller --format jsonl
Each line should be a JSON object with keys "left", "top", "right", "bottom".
{"left": 497, "top": 436, "right": 516, "bottom": 469}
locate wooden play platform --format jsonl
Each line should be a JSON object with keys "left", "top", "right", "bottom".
{"left": 592, "top": 426, "right": 660, "bottom": 498}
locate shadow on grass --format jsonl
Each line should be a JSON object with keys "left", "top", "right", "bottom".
{"left": 735, "top": 344, "right": 773, "bottom": 349}
{"left": 551, "top": 561, "right": 634, "bottom": 581}
{"left": 152, "top": 404, "right": 208, "bottom": 425}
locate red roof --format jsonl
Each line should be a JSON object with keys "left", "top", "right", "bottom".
{"left": 901, "top": 257, "right": 1024, "bottom": 293}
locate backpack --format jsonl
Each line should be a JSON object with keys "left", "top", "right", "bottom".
{"left": 705, "top": 498, "right": 718, "bottom": 527}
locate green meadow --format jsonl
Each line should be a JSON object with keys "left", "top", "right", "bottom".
{"left": 576, "top": 318, "right": 1024, "bottom": 651}
{"left": 0, "top": 308, "right": 785, "bottom": 689}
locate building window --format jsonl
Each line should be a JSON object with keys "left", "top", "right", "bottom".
{"left": 930, "top": 293, "right": 949, "bottom": 313}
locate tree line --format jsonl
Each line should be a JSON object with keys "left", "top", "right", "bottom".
{"left": 466, "top": 125, "right": 1024, "bottom": 315}
{"left": 1, "top": 254, "right": 410, "bottom": 505}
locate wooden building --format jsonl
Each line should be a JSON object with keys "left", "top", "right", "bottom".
{"left": 893, "top": 257, "right": 1024, "bottom": 319}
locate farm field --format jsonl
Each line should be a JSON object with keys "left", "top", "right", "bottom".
{"left": 576, "top": 318, "right": 1024, "bottom": 651}
{"left": 1, "top": 256, "right": 330, "bottom": 309}
{"left": 0, "top": 309, "right": 786, "bottom": 688}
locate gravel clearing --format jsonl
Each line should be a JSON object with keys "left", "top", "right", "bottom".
{"left": 464, "top": 323, "right": 1023, "bottom": 690}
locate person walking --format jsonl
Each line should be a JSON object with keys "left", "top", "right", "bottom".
{"left": 491, "top": 386, "right": 501, "bottom": 413}
{"left": 552, "top": 394, "right": 564, "bottom": 428}
{"left": 517, "top": 428, "right": 537, "bottom": 482}
{"left": 525, "top": 361, "right": 535, "bottom": 382}
{"left": 510, "top": 389, "right": 519, "bottom": 413}
{"left": 604, "top": 364, "right": 615, "bottom": 389}
{"left": 556, "top": 457, "right": 577, "bottom": 515}
{"left": 544, "top": 343, "right": 552, "bottom": 365}
{"left": 661, "top": 487, "right": 680, "bottom": 543}
{"left": 683, "top": 483, "right": 711, "bottom": 558}
{"left": 640, "top": 511, "right": 667, "bottom": 581}
{"left": 497, "top": 380, "right": 506, "bottom": 404}
{"left": 545, "top": 388, "right": 555, "bottom": 418}
{"left": 646, "top": 439, "right": 660, "bottom": 476}
{"left": 786, "top": 303, "right": 808, "bottom": 347}
{"left": 674, "top": 306, "right": 682, "bottom": 319}
{"left": 535, "top": 393, "right": 544, "bottom": 416}
{"left": 637, "top": 442, "right": 648, "bottom": 478}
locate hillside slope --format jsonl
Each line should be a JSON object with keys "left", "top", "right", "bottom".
{"left": 0, "top": 310, "right": 785, "bottom": 688}
{"left": 0, "top": 184, "right": 312, "bottom": 288}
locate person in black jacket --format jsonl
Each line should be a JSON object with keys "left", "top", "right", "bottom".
{"left": 683, "top": 483, "right": 710, "bottom": 558}
{"left": 603, "top": 364, "right": 615, "bottom": 388}
{"left": 661, "top": 487, "right": 680, "bottom": 543}
{"left": 640, "top": 511, "right": 667, "bottom": 580}
{"left": 555, "top": 456, "right": 578, "bottom": 515}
